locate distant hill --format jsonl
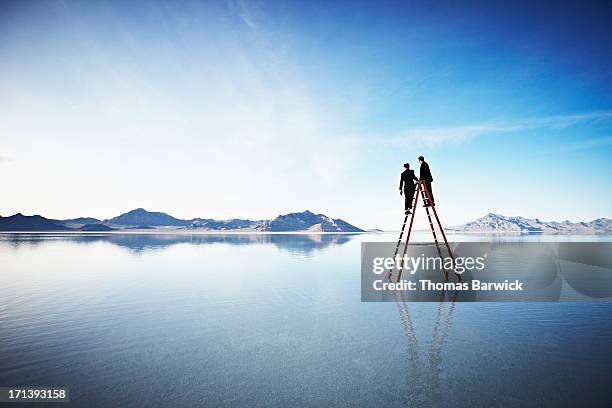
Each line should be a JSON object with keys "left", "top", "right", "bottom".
{"left": 55, "top": 217, "right": 102, "bottom": 229}
{"left": 62, "top": 217, "right": 101, "bottom": 225}
{"left": 328, "top": 217, "right": 364, "bottom": 233}
{"left": 448, "top": 213, "right": 612, "bottom": 234}
{"left": 188, "top": 218, "right": 260, "bottom": 230}
{"left": 124, "top": 225, "right": 156, "bottom": 230}
{"left": 0, "top": 213, "right": 71, "bottom": 231}
{"left": 105, "top": 208, "right": 190, "bottom": 227}
{"left": 79, "top": 223, "right": 115, "bottom": 231}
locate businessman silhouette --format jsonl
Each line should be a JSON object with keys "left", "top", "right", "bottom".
{"left": 399, "top": 163, "right": 418, "bottom": 214}
{"left": 418, "top": 156, "right": 434, "bottom": 206}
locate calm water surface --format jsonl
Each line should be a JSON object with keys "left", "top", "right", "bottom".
{"left": 1, "top": 233, "right": 611, "bottom": 407}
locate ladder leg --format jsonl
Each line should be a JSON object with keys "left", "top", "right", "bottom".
{"left": 421, "top": 185, "right": 448, "bottom": 281}
{"left": 425, "top": 206, "right": 448, "bottom": 282}
{"left": 396, "top": 183, "right": 421, "bottom": 282}
{"left": 388, "top": 184, "right": 419, "bottom": 280}
{"left": 422, "top": 182, "right": 461, "bottom": 282}
{"left": 387, "top": 213, "right": 409, "bottom": 281}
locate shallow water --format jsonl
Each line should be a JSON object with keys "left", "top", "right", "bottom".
{"left": 1, "top": 233, "right": 611, "bottom": 407}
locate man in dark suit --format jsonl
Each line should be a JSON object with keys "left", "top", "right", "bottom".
{"left": 399, "top": 163, "right": 418, "bottom": 214}
{"left": 418, "top": 156, "right": 434, "bottom": 206}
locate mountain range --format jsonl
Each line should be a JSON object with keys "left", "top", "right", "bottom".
{"left": 2, "top": 210, "right": 610, "bottom": 234}
{"left": 448, "top": 213, "right": 612, "bottom": 234}
{"left": 0, "top": 208, "right": 364, "bottom": 232}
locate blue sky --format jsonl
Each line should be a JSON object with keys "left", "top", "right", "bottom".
{"left": 1, "top": 0, "right": 611, "bottom": 229}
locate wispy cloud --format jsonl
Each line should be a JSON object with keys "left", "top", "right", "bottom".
{"left": 391, "top": 110, "right": 612, "bottom": 147}
{"left": 545, "top": 135, "right": 612, "bottom": 153}
{"left": 227, "top": 0, "right": 259, "bottom": 30}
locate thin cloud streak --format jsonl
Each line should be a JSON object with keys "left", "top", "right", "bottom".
{"left": 228, "top": 0, "right": 259, "bottom": 30}
{"left": 545, "top": 135, "right": 612, "bottom": 153}
{"left": 391, "top": 110, "right": 612, "bottom": 147}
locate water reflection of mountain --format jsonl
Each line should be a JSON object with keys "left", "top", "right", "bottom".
{"left": 0, "top": 233, "right": 357, "bottom": 256}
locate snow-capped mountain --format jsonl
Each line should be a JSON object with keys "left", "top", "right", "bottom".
{"left": 448, "top": 213, "right": 612, "bottom": 234}
{"left": 255, "top": 210, "right": 363, "bottom": 232}
{"left": 188, "top": 210, "right": 363, "bottom": 232}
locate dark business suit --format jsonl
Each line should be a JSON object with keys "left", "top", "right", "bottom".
{"left": 400, "top": 169, "right": 418, "bottom": 210}
{"left": 419, "top": 161, "right": 434, "bottom": 205}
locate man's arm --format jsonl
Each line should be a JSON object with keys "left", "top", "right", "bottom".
{"left": 399, "top": 174, "right": 404, "bottom": 191}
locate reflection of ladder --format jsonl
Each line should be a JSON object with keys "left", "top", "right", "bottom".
{"left": 393, "top": 289, "right": 457, "bottom": 405}
{"left": 390, "top": 181, "right": 461, "bottom": 283}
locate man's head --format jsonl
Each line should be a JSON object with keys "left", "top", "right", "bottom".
{"left": 418, "top": 156, "right": 424, "bottom": 163}
{"left": 403, "top": 163, "right": 410, "bottom": 169}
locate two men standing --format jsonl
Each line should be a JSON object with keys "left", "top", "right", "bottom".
{"left": 399, "top": 156, "right": 435, "bottom": 214}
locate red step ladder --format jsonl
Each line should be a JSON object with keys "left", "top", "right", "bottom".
{"left": 388, "top": 181, "right": 461, "bottom": 283}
